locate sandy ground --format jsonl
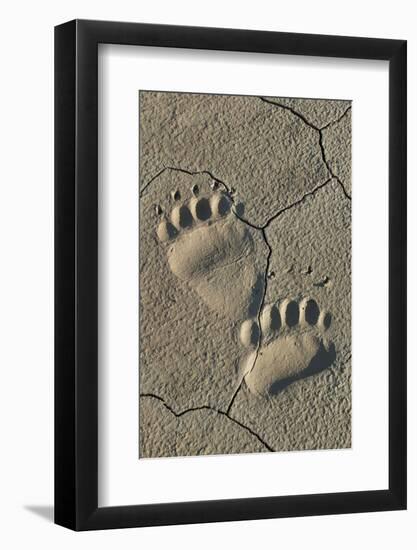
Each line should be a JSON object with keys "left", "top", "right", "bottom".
{"left": 139, "top": 92, "right": 351, "bottom": 457}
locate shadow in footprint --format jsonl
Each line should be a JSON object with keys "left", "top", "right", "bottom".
{"left": 247, "top": 274, "right": 265, "bottom": 318}
{"left": 269, "top": 341, "right": 336, "bottom": 395}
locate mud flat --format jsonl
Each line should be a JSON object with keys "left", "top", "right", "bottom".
{"left": 139, "top": 92, "right": 351, "bottom": 457}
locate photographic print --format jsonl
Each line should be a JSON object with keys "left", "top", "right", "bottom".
{"left": 139, "top": 91, "right": 352, "bottom": 458}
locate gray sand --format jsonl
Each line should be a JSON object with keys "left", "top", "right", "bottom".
{"left": 139, "top": 92, "right": 351, "bottom": 457}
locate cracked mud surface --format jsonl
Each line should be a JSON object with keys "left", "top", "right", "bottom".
{"left": 139, "top": 92, "right": 351, "bottom": 457}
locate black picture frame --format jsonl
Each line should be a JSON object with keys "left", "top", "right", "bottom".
{"left": 55, "top": 19, "right": 407, "bottom": 531}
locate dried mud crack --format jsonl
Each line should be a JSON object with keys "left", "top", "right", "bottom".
{"left": 260, "top": 97, "right": 352, "bottom": 200}
{"left": 140, "top": 393, "right": 275, "bottom": 452}
{"left": 140, "top": 166, "right": 232, "bottom": 198}
{"left": 225, "top": 226, "right": 272, "bottom": 414}
{"left": 260, "top": 97, "right": 351, "bottom": 132}
{"left": 318, "top": 131, "right": 351, "bottom": 200}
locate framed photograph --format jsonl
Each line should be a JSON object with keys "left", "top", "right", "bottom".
{"left": 55, "top": 19, "right": 406, "bottom": 530}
